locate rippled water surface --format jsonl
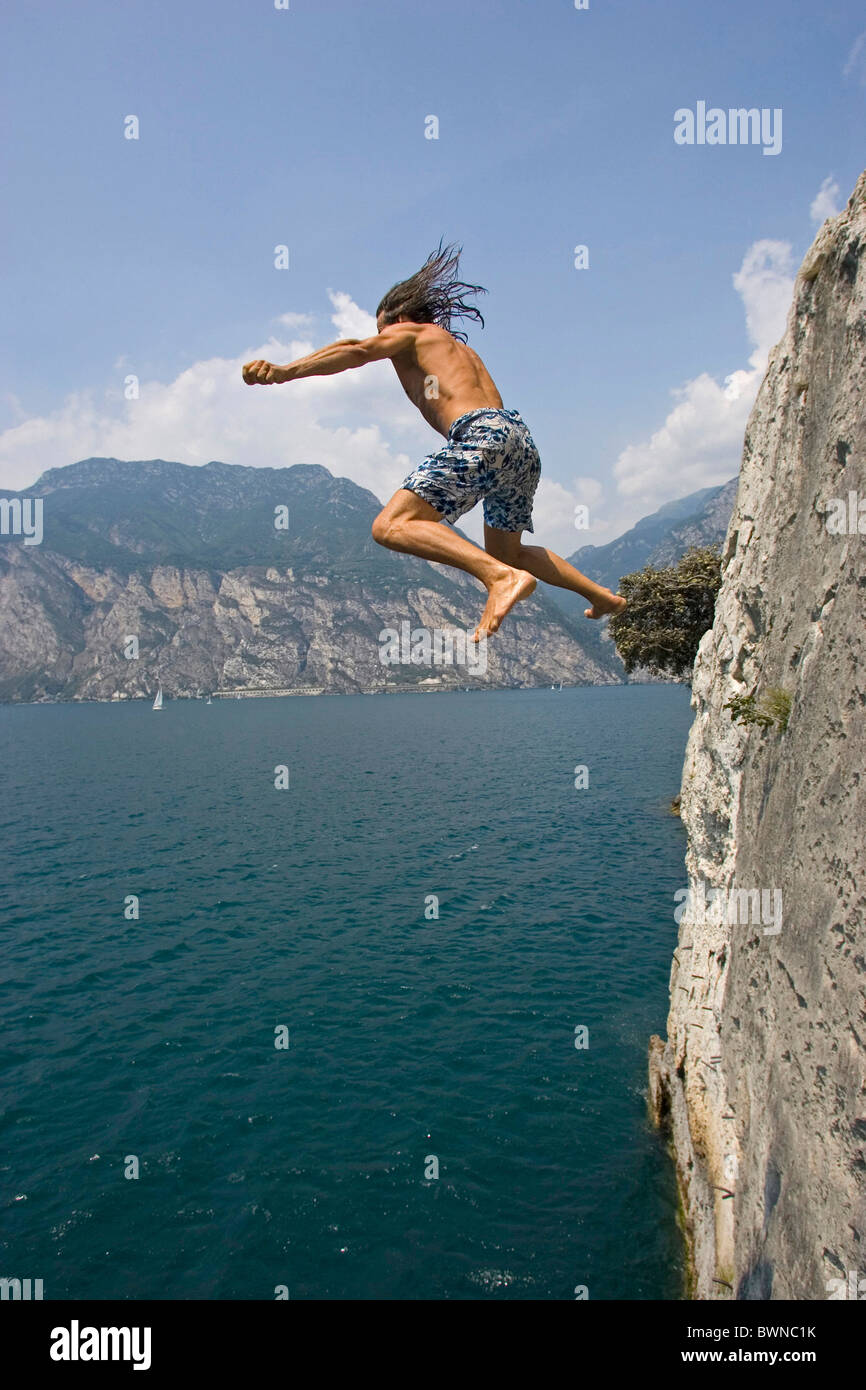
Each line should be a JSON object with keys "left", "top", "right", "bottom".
{"left": 1, "top": 685, "right": 692, "bottom": 1299}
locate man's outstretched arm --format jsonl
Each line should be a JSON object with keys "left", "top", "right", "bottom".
{"left": 242, "top": 323, "right": 416, "bottom": 385}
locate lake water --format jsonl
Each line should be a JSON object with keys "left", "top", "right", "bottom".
{"left": 1, "top": 684, "right": 692, "bottom": 1300}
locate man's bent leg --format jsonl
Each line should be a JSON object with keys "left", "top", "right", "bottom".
{"left": 372, "top": 491, "right": 536, "bottom": 637}
{"left": 483, "top": 524, "right": 626, "bottom": 620}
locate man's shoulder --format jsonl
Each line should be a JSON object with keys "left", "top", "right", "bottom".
{"left": 414, "top": 322, "right": 466, "bottom": 348}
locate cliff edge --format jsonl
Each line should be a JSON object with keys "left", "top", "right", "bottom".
{"left": 649, "top": 171, "right": 866, "bottom": 1299}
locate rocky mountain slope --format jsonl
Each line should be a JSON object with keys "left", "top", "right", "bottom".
{"left": 563, "top": 477, "right": 737, "bottom": 596}
{"left": 0, "top": 457, "right": 620, "bottom": 700}
{"left": 649, "top": 172, "right": 866, "bottom": 1298}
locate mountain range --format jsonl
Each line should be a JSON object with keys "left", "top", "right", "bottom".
{"left": 0, "top": 458, "right": 736, "bottom": 701}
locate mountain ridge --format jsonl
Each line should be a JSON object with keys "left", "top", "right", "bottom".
{"left": 0, "top": 456, "right": 738, "bottom": 702}
{"left": 0, "top": 456, "right": 615, "bottom": 700}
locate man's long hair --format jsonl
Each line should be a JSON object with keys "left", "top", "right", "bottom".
{"left": 376, "top": 241, "right": 487, "bottom": 343}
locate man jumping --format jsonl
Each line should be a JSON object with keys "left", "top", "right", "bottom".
{"left": 242, "top": 242, "right": 626, "bottom": 640}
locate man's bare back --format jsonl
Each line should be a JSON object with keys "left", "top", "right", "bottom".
{"left": 382, "top": 321, "right": 503, "bottom": 437}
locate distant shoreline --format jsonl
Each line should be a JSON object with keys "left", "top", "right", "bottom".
{"left": 0, "top": 678, "right": 677, "bottom": 707}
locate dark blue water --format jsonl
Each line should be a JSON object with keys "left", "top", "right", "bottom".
{"left": 1, "top": 685, "right": 691, "bottom": 1300}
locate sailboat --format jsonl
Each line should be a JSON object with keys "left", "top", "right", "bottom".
{"left": 152, "top": 687, "right": 163, "bottom": 711}
{"left": 206, "top": 695, "right": 212, "bottom": 705}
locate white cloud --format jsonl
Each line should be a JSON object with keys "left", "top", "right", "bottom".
{"left": 843, "top": 31, "right": 866, "bottom": 84}
{"left": 0, "top": 296, "right": 428, "bottom": 500}
{"left": 275, "top": 310, "right": 315, "bottom": 329}
{"left": 809, "top": 176, "right": 842, "bottom": 226}
{"left": 610, "top": 239, "right": 796, "bottom": 513}
{"left": 732, "top": 239, "right": 797, "bottom": 353}
{"left": 529, "top": 475, "right": 604, "bottom": 551}
{"left": 327, "top": 291, "right": 377, "bottom": 340}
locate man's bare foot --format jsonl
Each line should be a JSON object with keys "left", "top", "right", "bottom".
{"left": 474, "top": 568, "right": 537, "bottom": 641}
{"left": 584, "top": 590, "right": 627, "bottom": 620}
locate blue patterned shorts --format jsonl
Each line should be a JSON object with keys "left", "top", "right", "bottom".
{"left": 401, "top": 407, "right": 541, "bottom": 533}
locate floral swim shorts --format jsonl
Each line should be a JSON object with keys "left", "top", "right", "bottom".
{"left": 400, "top": 407, "right": 542, "bottom": 533}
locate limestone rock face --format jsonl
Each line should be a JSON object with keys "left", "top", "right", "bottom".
{"left": 650, "top": 172, "right": 866, "bottom": 1299}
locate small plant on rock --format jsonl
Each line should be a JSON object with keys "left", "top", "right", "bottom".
{"left": 724, "top": 687, "right": 791, "bottom": 733}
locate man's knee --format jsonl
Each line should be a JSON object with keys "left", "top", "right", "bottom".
{"left": 372, "top": 511, "right": 397, "bottom": 547}
{"left": 373, "top": 491, "right": 441, "bottom": 547}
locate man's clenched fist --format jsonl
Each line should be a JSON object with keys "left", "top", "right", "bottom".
{"left": 242, "top": 360, "right": 286, "bottom": 385}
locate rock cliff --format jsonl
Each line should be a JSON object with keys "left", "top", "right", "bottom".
{"left": 649, "top": 172, "right": 866, "bottom": 1299}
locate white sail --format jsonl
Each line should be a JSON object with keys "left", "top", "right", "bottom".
{"left": 152, "top": 687, "right": 163, "bottom": 710}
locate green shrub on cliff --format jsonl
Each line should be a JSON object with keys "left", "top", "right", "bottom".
{"left": 724, "top": 686, "right": 792, "bottom": 733}
{"left": 608, "top": 545, "right": 723, "bottom": 681}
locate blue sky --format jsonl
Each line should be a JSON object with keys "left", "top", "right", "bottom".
{"left": 2, "top": 0, "right": 863, "bottom": 551}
